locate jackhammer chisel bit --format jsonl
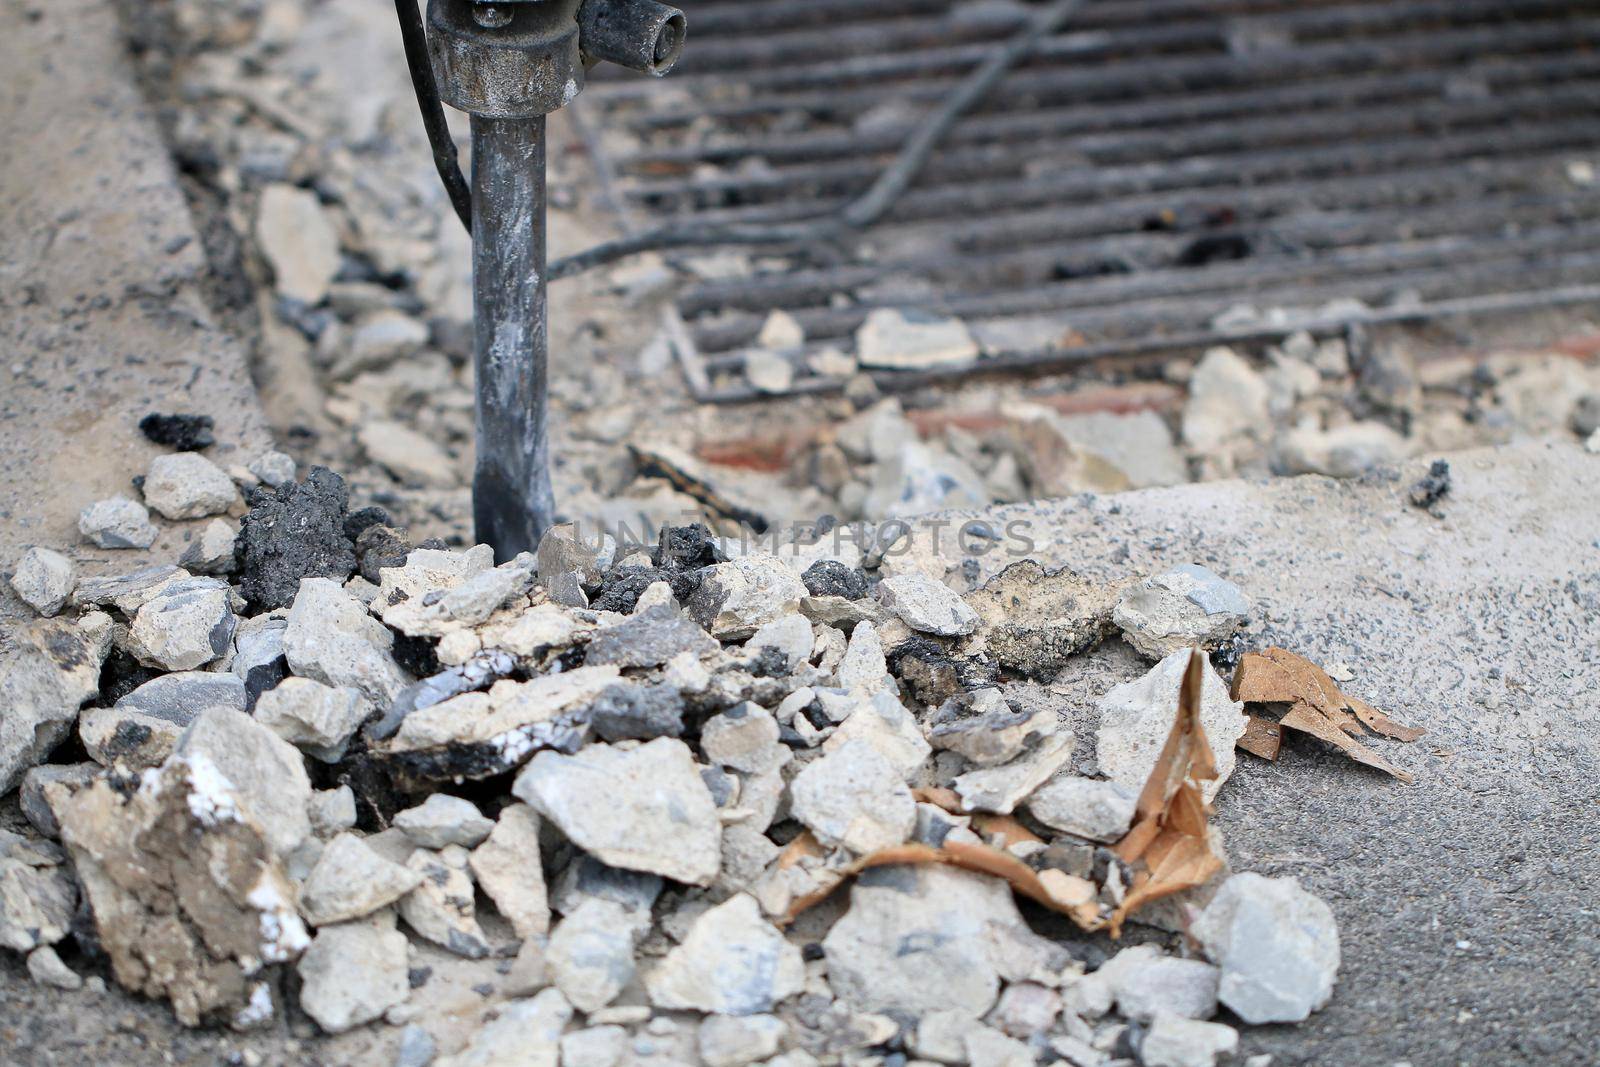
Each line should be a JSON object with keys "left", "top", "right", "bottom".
{"left": 400, "top": 0, "right": 685, "bottom": 560}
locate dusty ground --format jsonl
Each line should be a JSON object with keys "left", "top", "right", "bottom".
{"left": 2, "top": 0, "right": 1599, "bottom": 1064}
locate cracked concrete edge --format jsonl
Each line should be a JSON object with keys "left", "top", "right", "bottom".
{"left": 0, "top": 0, "right": 273, "bottom": 617}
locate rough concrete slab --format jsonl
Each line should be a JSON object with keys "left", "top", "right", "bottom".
{"left": 0, "top": 0, "right": 271, "bottom": 619}
{"left": 893, "top": 439, "right": 1600, "bottom": 1065}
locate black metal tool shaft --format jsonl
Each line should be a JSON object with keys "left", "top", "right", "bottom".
{"left": 404, "top": 0, "right": 684, "bottom": 560}
{"left": 471, "top": 114, "right": 553, "bottom": 558}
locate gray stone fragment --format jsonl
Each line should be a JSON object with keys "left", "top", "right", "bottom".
{"left": 436, "top": 988, "right": 570, "bottom": 1067}
{"left": 700, "top": 1014, "right": 788, "bottom": 1067}
{"left": 928, "top": 690, "right": 1043, "bottom": 768}
{"left": 550, "top": 854, "right": 661, "bottom": 918}
{"left": 143, "top": 452, "right": 241, "bottom": 520}
{"left": 78, "top": 495, "right": 158, "bottom": 549}
{"left": 71, "top": 564, "right": 185, "bottom": 613}
{"left": 119, "top": 671, "right": 248, "bottom": 721}
{"left": 9, "top": 547, "right": 75, "bottom": 616}
{"left": 745, "top": 613, "right": 814, "bottom": 673}
{"left": 297, "top": 915, "right": 410, "bottom": 1033}
{"left": 824, "top": 865, "right": 1025, "bottom": 1016}
{"left": 82, "top": 671, "right": 247, "bottom": 770}
{"left": 298, "top": 833, "right": 424, "bottom": 926}
{"left": 536, "top": 522, "right": 614, "bottom": 605}
{"left": 1096, "top": 650, "right": 1245, "bottom": 804}
{"left": 125, "top": 576, "right": 237, "bottom": 671}
{"left": 701, "top": 703, "right": 786, "bottom": 774}
{"left": 0, "top": 853, "right": 76, "bottom": 951}
{"left": 398, "top": 846, "right": 489, "bottom": 958}
{"left": 646, "top": 893, "right": 805, "bottom": 1015}
{"left": 561, "top": 1026, "right": 629, "bottom": 1067}
{"left": 1112, "top": 565, "right": 1249, "bottom": 660}
{"left": 80, "top": 705, "right": 185, "bottom": 769}
{"left": 395, "top": 794, "right": 494, "bottom": 849}
{"left": 586, "top": 605, "right": 717, "bottom": 668}
{"left": 687, "top": 556, "right": 809, "bottom": 640}
{"left": 27, "top": 944, "right": 82, "bottom": 990}
{"left": 1138, "top": 1014, "right": 1239, "bottom": 1067}
{"left": 254, "top": 677, "right": 369, "bottom": 762}
{"left": 469, "top": 803, "right": 550, "bottom": 938}
{"left": 394, "top": 1024, "right": 437, "bottom": 1067}
{"left": 437, "top": 563, "right": 531, "bottom": 626}
{"left": 1098, "top": 945, "right": 1218, "bottom": 1021}
{"left": 179, "top": 518, "right": 239, "bottom": 575}
{"left": 284, "top": 577, "right": 409, "bottom": 705}
{"left": 547, "top": 898, "right": 642, "bottom": 1013}
{"left": 308, "top": 786, "right": 357, "bottom": 837}
{"left": 513, "top": 738, "right": 721, "bottom": 885}
{"left": 953, "top": 731, "right": 1075, "bottom": 815}
{"left": 19, "top": 762, "right": 100, "bottom": 838}
{"left": 0, "top": 619, "right": 107, "bottom": 794}
{"left": 836, "top": 621, "right": 888, "bottom": 692}
{"left": 587, "top": 681, "right": 686, "bottom": 743}
{"left": 1191, "top": 873, "right": 1340, "bottom": 1024}
{"left": 175, "top": 708, "right": 313, "bottom": 856}
{"left": 822, "top": 688, "right": 932, "bottom": 780}
{"left": 877, "top": 573, "right": 979, "bottom": 636}
{"left": 789, "top": 741, "right": 915, "bottom": 854}
{"left": 1027, "top": 776, "right": 1137, "bottom": 843}
{"left": 248, "top": 451, "right": 298, "bottom": 488}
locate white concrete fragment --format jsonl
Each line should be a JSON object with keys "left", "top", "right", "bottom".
{"left": 877, "top": 573, "right": 979, "bottom": 636}
{"left": 857, "top": 308, "right": 979, "bottom": 370}
{"left": 254, "top": 677, "right": 368, "bottom": 761}
{"left": 646, "top": 894, "right": 805, "bottom": 1015}
{"left": 78, "top": 495, "right": 158, "bottom": 549}
{"left": 1095, "top": 650, "right": 1246, "bottom": 803}
{"left": 469, "top": 803, "right": 550, "bottom": 938}
{"left": 297, "top": 916, "right": 409, "bottom": 1033}
{"left": 297, "top": 833, "right": 423, "bottom": 926}
{"left": 513, "top": 738, "right": 721, "bottom": 885}
{"left": 143, "top": 452, "right": 240, "bottom": 520}
{"left": 257, "top": 184, "right": 340, "bottom": 305}
{"left": 1139, "top": 1013, "right": 1239, "bottom": 1067}
{"left": 395, "top": 793, "right": 495, "bottom": 849}
{"left": 1113, "top": 564, "right": 1250, "bottom": 660}
{"left": 1027, "top": 776, "right": 1136, "bottom": 842}
{"left": 789, "top": 740, "right": 915, "bottom": 854}
{"left": 9, "top": 548, "right": 75, "bottom": 616}
{"left": 1191, "top": 873, "right": 1340, "bottom": 1024}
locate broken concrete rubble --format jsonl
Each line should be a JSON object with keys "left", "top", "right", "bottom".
{"left": 297, "top": 833, "right": 423, "bottom": 926}
{"left": 514, "top": 738, "right": 722, "bottom": 885}
{"left": 8, "top": 546, "right": 75, "bottom": 616}
{"left": 57, "top": 756, "right": 309, "bottom": 1027}
{"left": 296, "top": 913, "right": 410, "bottom": 1034}
{"left": 0, "top": 619, "right": 108, "bottom": 794}
{"left": 1192, "top": 873, "right": 1340, "bottom": 1024}
{"left": 1112, "top": 565, "right": 1250, "bottom": 660}
{"left": 124, "top": 575, "right": 238, "bottom": 672}
{"left": 647, "top": 893, "right": 806, "bottom": 1015}
{"left": 78, "top": 495, "right": 159, "bottom": 549}
{"left": 1096, "top": 649, "right": 1246, "bottom": 803}
{"left": 142, "top": 451, "right": 241, "bottom": 520}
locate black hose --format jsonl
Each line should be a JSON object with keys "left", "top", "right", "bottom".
{"left": 395, "top": 0, "right": 474, "bottom": 230}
